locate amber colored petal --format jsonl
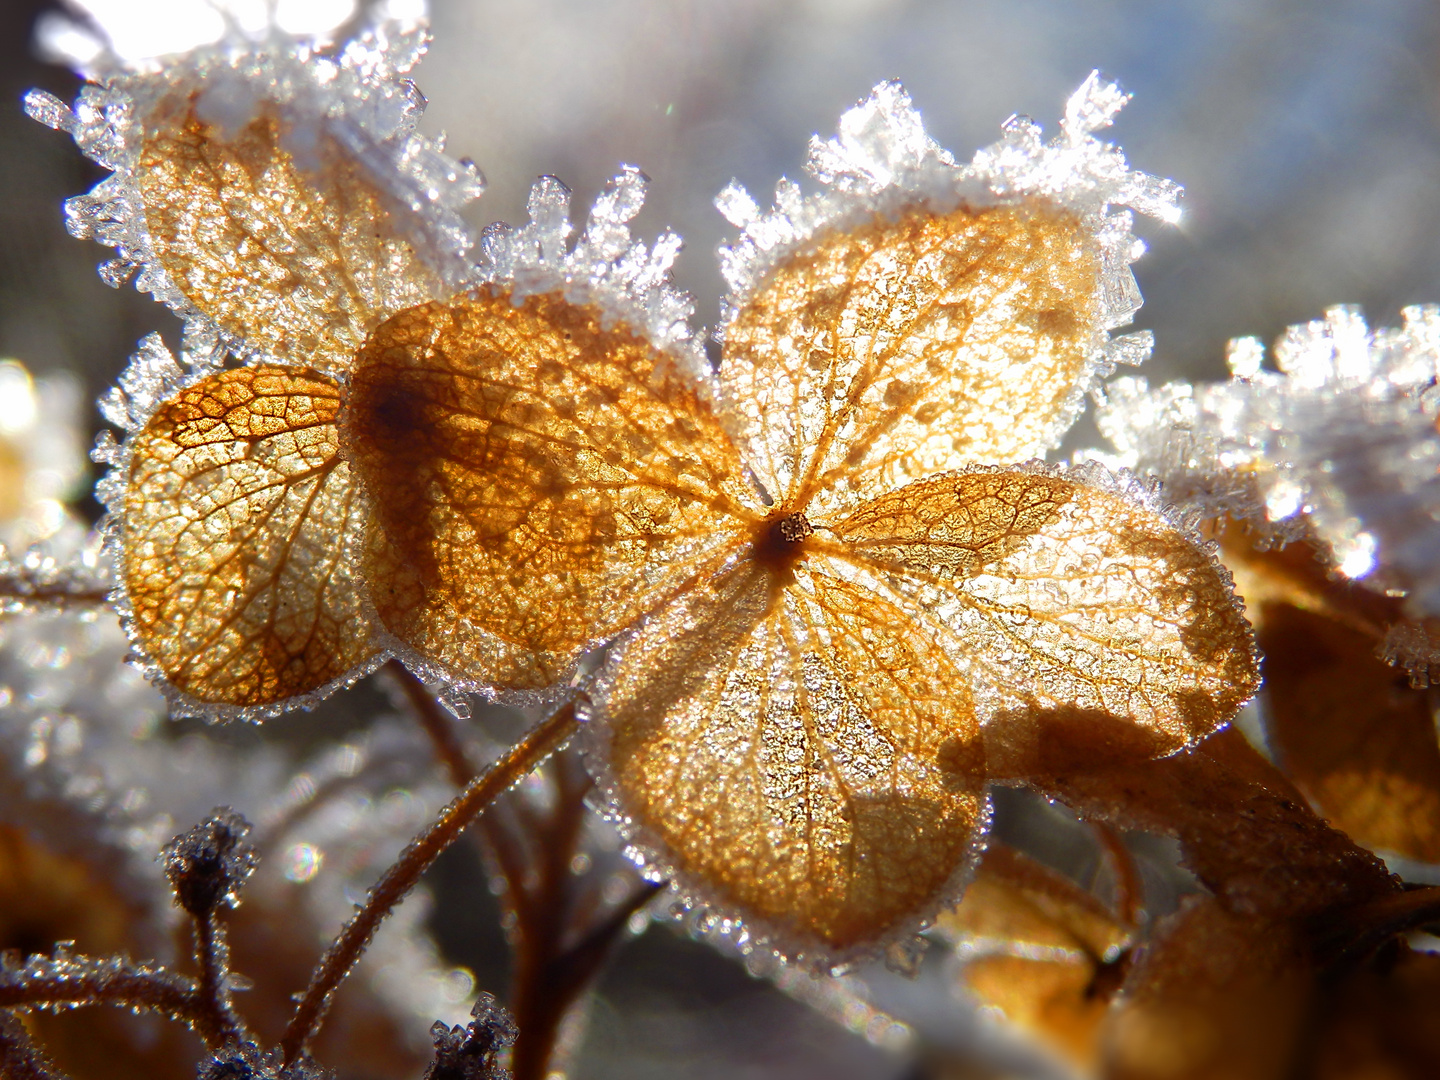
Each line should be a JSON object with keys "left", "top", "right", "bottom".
{"left": 344, "top": 289, "right": 761, "bottom": 693}
{"left": 137, "top": 99, "right": 448, "bottom": 374}
{"left": 1102, "top": 898, "right": 1312, "bottom": 1080}
{"left": 829, "top": 465, "right": 1260, "bottom": 772}
{"left": 1222, "top": 532, "right": 1440, "bottom": 864}
{"left": 720, "top": 201, "right": 1103, "bottom": 519}
{"left": 122, "top": 365, "right": 381, "bottom": 712}
{"left": 587, "top": 555, "right": 985, "bottom": 959}
{"left": 939, "top": 845, "right": 1131, "bottom": 1076}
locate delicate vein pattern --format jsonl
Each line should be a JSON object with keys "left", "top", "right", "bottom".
{"left": 832, "top": 465, "right": 1259, "bottom": 775}
{"left": 138, "top": 104, "right": 450, "bottom": 377}
{"left": 590, "top": 559, "right": 985, "bottom": 956}
{"left": 722, "top": 203, "right": 1101, "bottom": 515}
{"left": 344, "top": 289, "right": 761, "bottom": 693}
{"left": 123, "top": 366, "right": 380, "bottom": 709}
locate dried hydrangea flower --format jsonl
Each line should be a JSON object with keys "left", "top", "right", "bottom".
{"left": 1097, "top": 304, "right": 1440, "bottom": 613}
{"left": 342, "top": 76, "right": 1257, "bottom": 963}
{"left": 27, "top": 2, "right": 483, "bottom": 718}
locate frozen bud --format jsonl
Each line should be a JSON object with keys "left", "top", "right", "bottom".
{"left": 163, "top": 808, "right": 257, "bottom": 917}
{"left": 423, "top": 993, "right": 518, "bottom": 1080}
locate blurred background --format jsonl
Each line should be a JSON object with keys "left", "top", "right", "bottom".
{"left": 4, "top": 1, "right": 1440, "bottom": 1077}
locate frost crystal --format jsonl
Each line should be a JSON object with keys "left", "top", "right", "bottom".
{"left": 716, "top": 72, "right": 1181, "bottom": 454}
{"left": 1098, "top": 304, "right": 1440, "bottom": 613}
{"left": 26, "top": 0, "right": 483, "bottom": 366}
{"left": 479, "top": 168, "right": 706, "bottom": 383}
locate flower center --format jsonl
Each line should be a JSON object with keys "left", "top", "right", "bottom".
{"left": 752, "top": 510, "right": 813, "bottom": 577}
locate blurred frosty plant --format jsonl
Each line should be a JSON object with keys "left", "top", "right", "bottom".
{"left": 26, "top": 0, "right": 1259, "bottom": 970}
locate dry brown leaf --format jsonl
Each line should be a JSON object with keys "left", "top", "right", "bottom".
{"left": 1222, "top": 531, "right": 1440, "bottom": 864}
{"left": 1261, "top": 602, "right": 1440, "bottom": 864}
{"left": 138, "top": 98, "right": 446, "bottom": 375}
{"left": 1103, "top": 897, "right": 1312, "bottom": 1080}
{"left": 721, "top": 203, "right": 1103, "bottom": 520}
{"left": 938, "top": 844, "right": 1130, "bottom": 1074}
{"left": 345, "top": 288, "right": 760, "bottom": 691}
{"left": 123, "top": 365, "right": 380, "bottom": 709}
{"left": 1033, "top": 728, "right": 1396, "bottom": 921}
{"left": 1309, "top": 941, "right": 1440, "bottom": 1079}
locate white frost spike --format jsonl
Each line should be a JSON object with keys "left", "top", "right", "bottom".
{"left": 1062, "top": 70, "right": 1131, "bottom": 142}
{"left": 806, "top": 79, "right": 953, "bottom": 193}
{"left": 1098, "top": 304, "right": 1440, "bottom": 618}
{"left": 480, "top": 169, "right": 707, "bottom": 386}
{"left": 28, "top": 0, "right": 484, "bottom": 367}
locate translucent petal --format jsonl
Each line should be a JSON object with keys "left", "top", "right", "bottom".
{"left": 121, "top": 365, "right": 381, "bottom": 714}
{"left": 721, "top": 202, "right": 1104, "bottom": 518}
{"left": 344, "top": 289, "right": 761, "bottom": 695}
{"left": 588, "top": 556, "right": 986, "bottom": 959}
{"left": 830, "top": 464, "right": 1259, "bottom": 775}
{"left": 136, "top": 99, "right": 450, "bottom": 374}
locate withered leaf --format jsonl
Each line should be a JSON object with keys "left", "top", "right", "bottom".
{"left": 1033, "top": 728, "right": 1396, "bottom": 923}
{"left": 1103, "top": 897, "right": 1312, "bottom": 1080}
{"left": 138, "top": 98, "right": 447, "bottom": 375}
{"left": 721, "top": 202, "right": 1103, "bottom": 520}
{"left": 1225, "top": 533, "right": 1440, "bottom": 864}
{"left": 938, "top": 844, "right": 1130, "bottom": 1074}
{"left": 123, "top": 365, "right": 380, "bottom": 710}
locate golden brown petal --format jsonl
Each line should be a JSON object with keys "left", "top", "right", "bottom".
{"left": 344, "top": 289, "right": 760, "bottom": 692}
{"left": 939, "top": 845, "right": 1132, "bottom": 1076}
{"left": 721, "top": 201, "right": 1103, "bottom": 518}
{"left": 829, "top": 466, "right": 1260, "bottom": 772}
{"left": 122, "top": 365, "right": 380, "bottom": 711}
{"left": 591, "top": 555, "right": 985, "bottom": 957}
{"left": 138, "top": 98, "right": 447, "bottom": 374}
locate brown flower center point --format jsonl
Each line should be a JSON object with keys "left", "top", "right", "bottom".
{"left": 753, "top": 510, "right": 814, "bottom": 576}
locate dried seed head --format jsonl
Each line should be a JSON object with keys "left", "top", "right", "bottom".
{"left": 162, "top": 809, "right": 256, "bottom": 917}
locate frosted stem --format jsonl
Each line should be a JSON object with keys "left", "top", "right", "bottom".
{"left": 280, "top": 699, "right": 580, "bottom": 1063}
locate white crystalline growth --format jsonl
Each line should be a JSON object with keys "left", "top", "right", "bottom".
{"left": 1097, "top": 304, "right": 1440, "bottom": 615}
{"left": 23, "top": 0, "right": 483, "bottom": 366}
{"left": 479, "top": 167, "right": 708, "bottom": 385}
{"left": 715, "top": 72, "right": 1182, "bottom": 452}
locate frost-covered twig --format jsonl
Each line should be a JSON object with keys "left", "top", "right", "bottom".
{"left": 0, "top": 1010, "right": 72, "bottom": 1080}
{"left": 0, "top": 950, "right": 207, "bottom": 1037}
{"left": 280, "top": 701, "right": 579, "bottom": 1063}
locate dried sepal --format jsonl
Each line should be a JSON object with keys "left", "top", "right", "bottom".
{"left": 937, "top": 844, "right": 1131, "bottom": 1075}
{"left": 1224, "top": 531, "right": 1440, "bottom": 864}
{"left": 721, "top": 202, "right": 1106, "bottom": 517}
{"left": 585, "top": 556, "right": 987, "bottom": 962}
{"left": 119, "top": 364, "right": 383, "bottom": 717}
{"left": 832, "top": 462, "right": 1260, "bottom": 773}
{"left": 345, "top": 288, "right": 758, "bottom": 696}
{"left": 27, "top": 7, "right": 481, "bottom": 363}
{"left": 1102, "top": 897, "right": 1312, "bottom": 1080}
{"left": 718, "top": 75, "right": 1181, "bottom": 518}
{"left": 161, "top": 809, "right": 256, "bottom": 917}
{"left": 136, "top": 101, "right": 451, "bottom": 377}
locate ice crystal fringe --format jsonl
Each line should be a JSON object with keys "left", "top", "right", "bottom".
{"left": 715, "top": 72, "right": 1180, "bottom": 452}
{"left": 1098, "top": 304, "right": 1440, "bottom": 615}
{"left": 24, "top": 0, "right": 483, "bottom": 370}
{"left": 479, "top": 168, "right": 708, "bottom": 385}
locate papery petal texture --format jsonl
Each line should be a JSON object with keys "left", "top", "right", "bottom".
{"left": 122, "top": 365, "right": 382, "bottom": 716}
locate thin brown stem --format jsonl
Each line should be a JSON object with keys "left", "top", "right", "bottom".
{"left": 280, "top": 699, "right": 579, "bottom": 1065}
{"left": 1092, "top": 821, "right": 1143, "bottom": 929}
{"left": 384, "top": 659, "right": 476, "bottom": 787}
{"left": 0, "top": 962, "right": 210, "bottom": 1039}
{"left": 0, "top": 584, "right": 110, "bottom": 613}
{"left": 191, "top": 917, "right": 242, "bottom": 1048}
{"left": 0, "top": 1011, "right": 72, "bottom": 1080}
